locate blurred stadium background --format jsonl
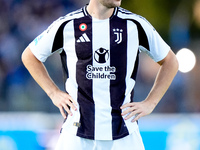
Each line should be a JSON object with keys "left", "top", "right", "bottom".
{"left": 0, "top": 0, "right": 200, "bottom": 149}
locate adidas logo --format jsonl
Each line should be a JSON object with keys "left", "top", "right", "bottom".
{"left": 77, "top": 33, "right": 90, "bottom": 43}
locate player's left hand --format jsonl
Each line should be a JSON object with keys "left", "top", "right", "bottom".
{"left": 120, "top": 100, "right": 156, "bottom": 122}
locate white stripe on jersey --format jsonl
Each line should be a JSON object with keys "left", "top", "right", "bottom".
{"left": 123, "top": 21, "right": 139, "bottom": 133}
{"left": 92, "top": 18, "right": 112, "bottom": 140}
{"left": 63, "top": 20, "right": 80, "bottom": 134}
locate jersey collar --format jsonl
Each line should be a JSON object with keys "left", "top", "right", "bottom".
{"left": 83, "top": 5, "right": 118, "bottom": 19}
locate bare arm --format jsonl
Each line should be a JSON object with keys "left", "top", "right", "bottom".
{"left": 21, "top": 47, "right": 77, "bottom": 118}
{"left": 121, "top": 50, "right": 179, "bottom": 122}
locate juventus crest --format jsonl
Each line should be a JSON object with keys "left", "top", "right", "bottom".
{"left": 113, "top": 28, "right": 123, "bottom": 44}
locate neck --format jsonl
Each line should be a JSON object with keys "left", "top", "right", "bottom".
{"left": 87, "top": 1, "right": 115, "bottom": 20}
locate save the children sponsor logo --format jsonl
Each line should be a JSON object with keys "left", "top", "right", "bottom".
{"left": 86, "top": 65, "right": 116, "bottom": 80}
{"left": 86, "top": 47, "right": 116, "bottom": 80}
{"left": 94, "top": 47, "right": 109, "bottom": 64}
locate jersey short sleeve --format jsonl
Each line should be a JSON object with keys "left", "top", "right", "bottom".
{"left": 137, "top": 16, "right": 170, "bottom": 62}
{"left": 29, "top": 17, "right": 65, "bottom": 62}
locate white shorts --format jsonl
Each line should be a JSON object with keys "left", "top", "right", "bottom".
{"left": 55, "top": 128, "right": 145, "bottom": 150}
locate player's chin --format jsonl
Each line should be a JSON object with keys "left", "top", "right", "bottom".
{"left": 116, "top": 0, "right": 122, "bottom": 5}
{"left": 108, "top": 3, "right": 121, "bottom": 8}
{"left": 114, "top": 1, "right": 121, "bottom": 7}
{"left": 107, "top": 0, "right": 121, "bottom": 8}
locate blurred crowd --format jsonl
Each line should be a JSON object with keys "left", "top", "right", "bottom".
{"left": 0, "top": 0, "right": 200, "bottom": 113}
{"left": 0, "top": 0, "right": 77, "bottom": 112}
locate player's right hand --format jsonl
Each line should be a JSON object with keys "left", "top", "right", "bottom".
{"left": 49, "top": 89, "right": 77, "bottom": 118}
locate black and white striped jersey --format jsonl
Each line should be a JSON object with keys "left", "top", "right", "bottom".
{"left": 29, "top": 6, "right": 170, "bottom": 140}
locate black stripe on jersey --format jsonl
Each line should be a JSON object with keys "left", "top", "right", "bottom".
{"left": 52, "top": 21, "right": 71, "bottom": 83}
{"left": 52, "top": 21, "right": 70, "bottom": 53}
{"left": 129, "top": 19, "right": 150, "bottom": 51}
{"left": 110, "top": 16, "right": 129, "bottom": 140}
{"left": 131, "top": 50, "right": 140, "bottom": 80}
{"left": 74, "top": 16, "right": 95, "bottom": 139}
{"left": 130, "top": 51, "right": 140, "bottom": 103}
{"left": 60, "top": 51, "right": 68, "bottom": 82}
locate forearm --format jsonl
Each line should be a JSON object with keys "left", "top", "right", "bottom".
{"left": 144, "top": 50, "right": 179, "bottom": 107}
{"left": 121, "top": 50, "right": 178, "bottom": 122}
{"left": 21, "top": 47, "right": 59, "bottom": 97}
{"left": 22, "top": 47, "right": 77, "bottom": 118}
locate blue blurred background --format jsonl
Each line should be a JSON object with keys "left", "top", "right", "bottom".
{"left": 0, "top": 0, "right": 200, "bottom": 149}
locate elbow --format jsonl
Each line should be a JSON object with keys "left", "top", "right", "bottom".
{"left": 21, "top": 49, "right": 26, "bottom": 65}
{"left": 174, "top": 56, "right": 179, "bottom": 73}
{"left": 169, "top": 52, "right": 179, "bottom": 76}
{"left": 21, "top": 46, "right": 34, "bottom": 67}
{"left": 171, "top": 52, "right": 179, "bottom": 74}
{"left": 21, "top": 47, "right": 42, "bottom": 69}
{"left": 159, "top": 50, "right": 179, "bottom": 75}
{"left": 21, "top": 48, "right": 27, "bottom": 66}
